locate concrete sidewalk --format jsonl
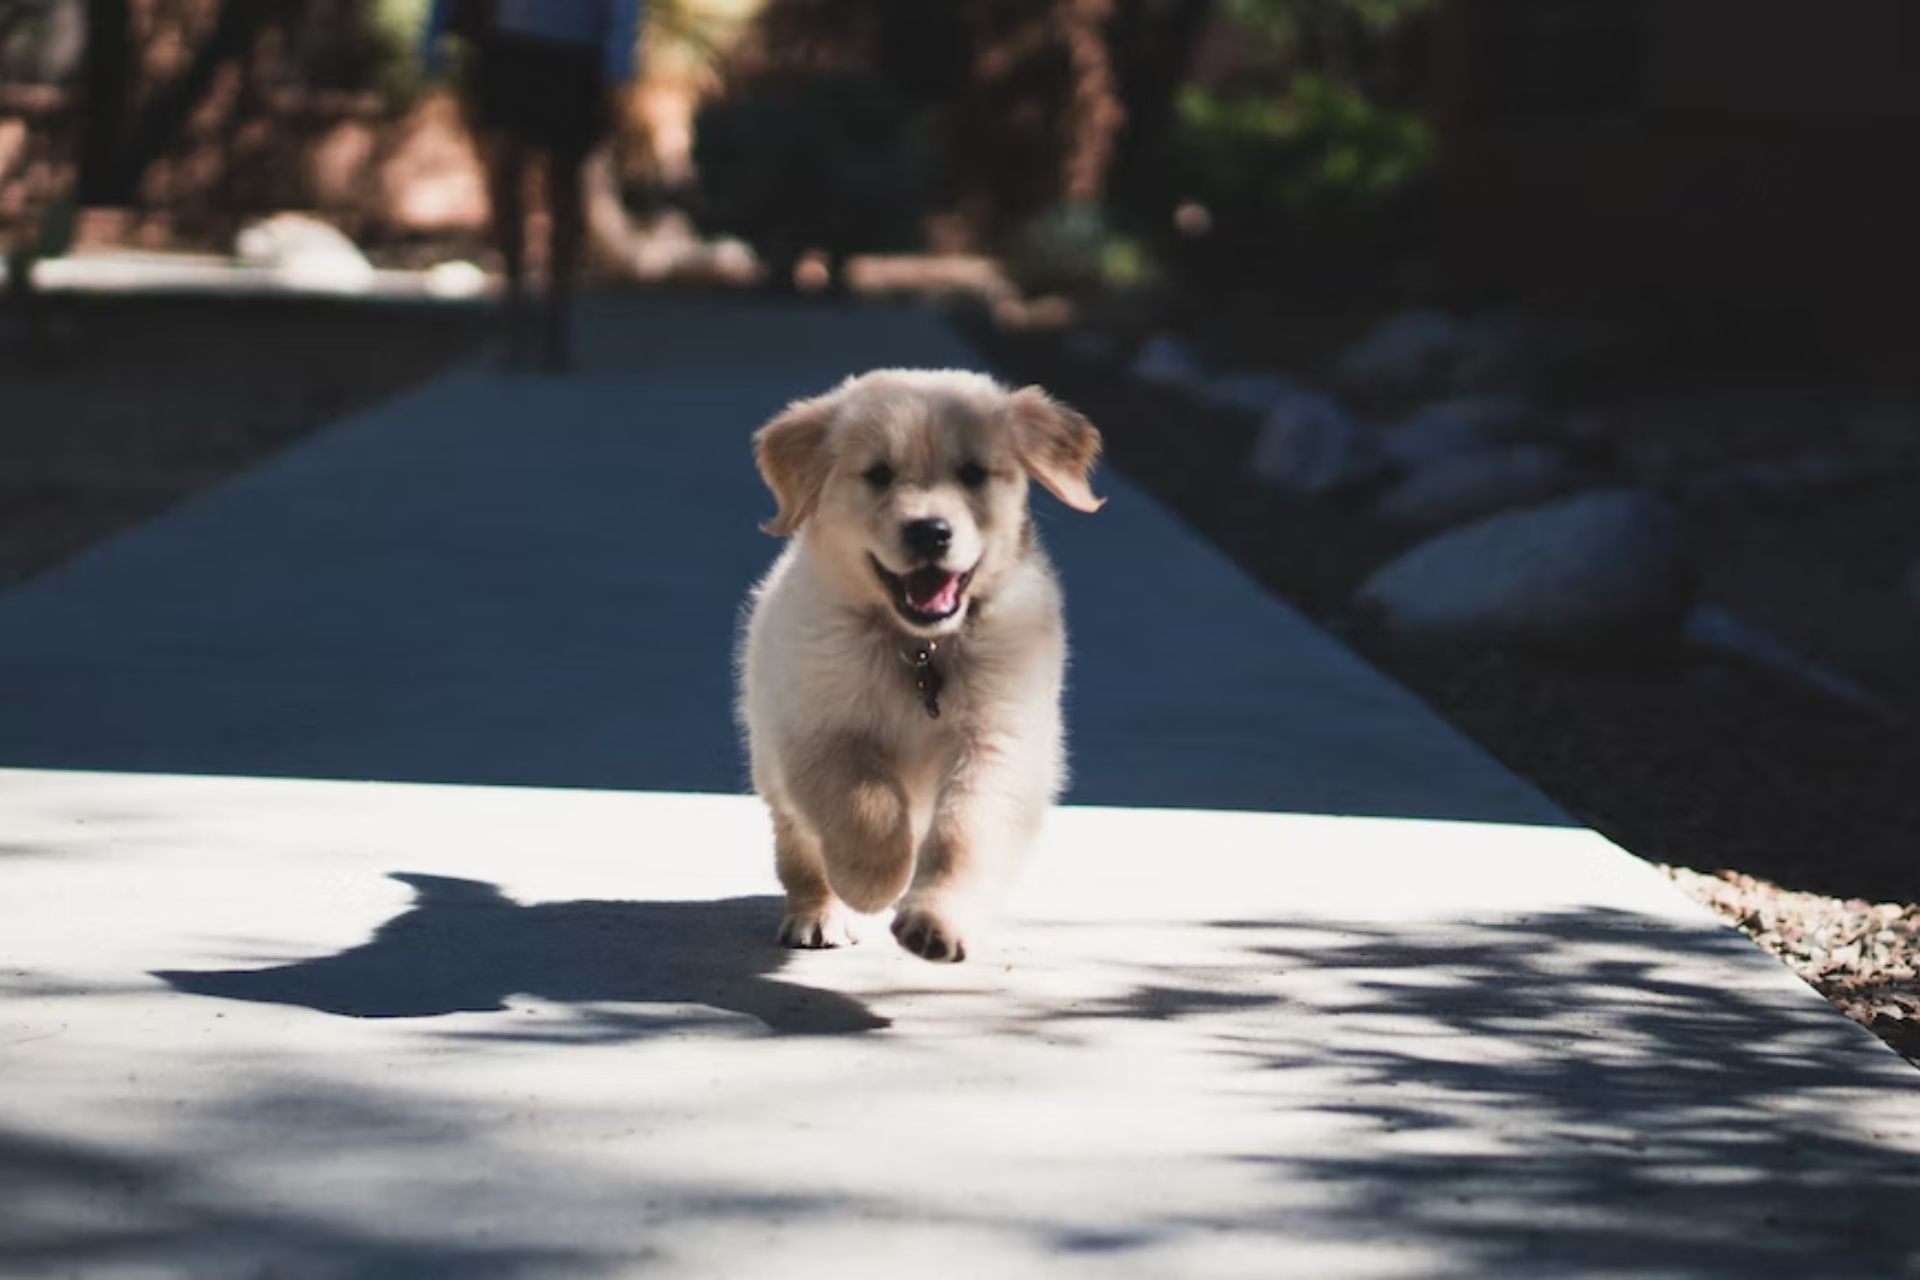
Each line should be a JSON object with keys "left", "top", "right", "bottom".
{"left": 2, "top": 296, "right": 1917, "bottom": 1277}
{"left": 0, "top": 295, "right": 1555, "bottom": 821}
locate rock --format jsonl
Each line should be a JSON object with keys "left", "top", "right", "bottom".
{"left": 1129, "top": 334, "right": 1207, "bottom": 390}
{"left": 423, "top": 260, "right": 488, "bottom": 298}
{"left": 1338, "top": 308, "right": 1462, "bottom": 404}
{"left": 1783, "top": 452, "right": 1875, "bottom": 489}
{"left": 1339, "top": 308, "right": 1529, "bottom": 405}
{"left": 1248, "top": 391, "right": 1385, "bottom": 496}
{"left": 1379, "top": 394, "right": 1539, "bottom": 470}
{"left": 705, "top": 238, "right": 760, "bottom": 285}
{"left": 1198, "top": 370, "right": 1305, "bottom": 417}
{"left": 1684, "top": 450, "right": 1887, "bottom": 506}
{"left": 1848, "top": 405, "right": 1920, "bottom": 463}
{"left": 1374, "top": 444, "right": 1572, "bottom": 531}
{"left": 234, "top": 213, "right": 374, "bottom": 292}
{"left": 1553, "top": 409, "right": 1621, "bottom": 467}
{"left": 1354, "top": 489, "right": 1692, "bottom": 651}
{"left": 1065, "top": 331, "right": 1117, "bottom": 365}
{"left": 1684, "top": 604, "right": 1893, "bottom": 720}
{"left": 235, "top": 212, "right": 361, "bottom": 265}
{"left": 1433, "top": 392, "right": 1539, "bottom": 439}
{"left": 628, "top": 209, "right": 711, "bottom": 278}
{"left": 1451, "top": 312, "right": 1529, "bottom": 393}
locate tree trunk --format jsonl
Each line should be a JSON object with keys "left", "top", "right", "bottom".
{"left": 1107, "top": 0, "right": 1213, "bottom": 200}
{"left": 79, "top": 0, "right": 277, "bottom": 207}
{"left": 78, "top": 0, "right": 130, "bottom": 201}
{"left": 1058, "top": 0, "right": 1123, "bottom": 205}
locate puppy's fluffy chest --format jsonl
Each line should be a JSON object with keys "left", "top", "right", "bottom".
{"left": 743, "top": 541, "right": 1060, "bottom": 751}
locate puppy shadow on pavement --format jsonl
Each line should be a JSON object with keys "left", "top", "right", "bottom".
{"left": 154, "top": 873, "right": 887, "bottom": 1038}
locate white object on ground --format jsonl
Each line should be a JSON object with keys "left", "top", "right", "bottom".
{"left": 423, "top": 260, "right": 488, "bottom": 298}
{"left": 234, "top": 213, "right": 375, "bottom": 293}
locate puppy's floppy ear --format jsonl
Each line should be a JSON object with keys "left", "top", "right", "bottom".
{"left": 1009, "top": 386, "right": 1105, "bottom": 513}
{"left": 753, "top": 393, "right": 836, "bottom": 536}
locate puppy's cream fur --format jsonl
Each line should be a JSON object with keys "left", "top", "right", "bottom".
{"left": 737, "top": 369, "right": 1102, "bottom": 962}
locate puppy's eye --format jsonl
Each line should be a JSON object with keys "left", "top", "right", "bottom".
{"left": 864, "top": 462, "right": 895, "bottom": 490}
{"left": 957, "top": 460, "right": 988, "bottom": 490}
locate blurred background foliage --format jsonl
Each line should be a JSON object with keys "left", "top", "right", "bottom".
{"left": 1, "top": 0, "right": 1439, "bottom": 296}
{"left": 691, "top": 70, "right": 931, "bottom": 286}
{"left": 1221, "top": 0, "right": 1431, "bottom": 62}
{"left": 680, "top": 0, "right": 1434, "bottom": 293}
{"left": 363, "top": 0, "right": 432, "bottom": 92}
{"left": 1154, "top": 70, "right": 1432, "bottom": 289}
{"left": 19, "top": 0, "right": 1908, "bottom": 373}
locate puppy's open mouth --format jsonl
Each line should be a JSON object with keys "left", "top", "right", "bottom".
{"left": 870, "top": 555, "right": 975, "bottom": 626}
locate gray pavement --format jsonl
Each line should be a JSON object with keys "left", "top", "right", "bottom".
{"left": 3, "top": 296, "right": 1918, "bottom": 1278}
{"left": 0, "top": 295, "right": 1557, "bottom": 821}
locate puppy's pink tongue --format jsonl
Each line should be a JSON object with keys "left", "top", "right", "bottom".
{"left": 905, "top": 569, "right": 961, "bottom": 615}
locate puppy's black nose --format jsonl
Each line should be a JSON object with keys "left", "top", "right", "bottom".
{"left": 901, "top": 518, "right": 953, "bottom": 560}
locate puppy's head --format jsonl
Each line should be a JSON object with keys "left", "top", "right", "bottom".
{"left": 754, "top": 369, "right": 1102, "bottom": 636}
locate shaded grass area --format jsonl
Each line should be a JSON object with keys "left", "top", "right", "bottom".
{"left": 0, "top": 294, "right": 492, "bottom": 592}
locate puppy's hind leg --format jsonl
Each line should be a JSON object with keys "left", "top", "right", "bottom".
{"left": 772, "top": 810, "right": 860, "bottom": 948}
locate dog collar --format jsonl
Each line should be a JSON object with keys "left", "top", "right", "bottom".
{"left": 899, "top": 638, "right": 944, "bottom": 719}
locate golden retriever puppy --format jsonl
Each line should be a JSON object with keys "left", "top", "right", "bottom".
{"left": 737, "top": 369, "right": 1102, "bottom": 962}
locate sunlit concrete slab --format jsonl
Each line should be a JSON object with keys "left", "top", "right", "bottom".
{"left": 3, "top": 768, "right": 1917, "bottom": 1279}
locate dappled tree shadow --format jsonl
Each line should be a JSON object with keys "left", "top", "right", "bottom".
{"left": 31, "top": 897, "right": 1920, "bottom": 1275}
{"left": 0, "top": 1123, "right": 603, "bottom": 1278}
{"left": 1202, "top": 909, "right": 1920, "bottom": 1276}
{"left": 156, "top": 874, "right": 886, "bottom": 1038}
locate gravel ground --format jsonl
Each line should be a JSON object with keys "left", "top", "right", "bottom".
{"left": 1668, "top": 866, "right": 1920, "bottom": 1064}
{"left": 970, "top": 317, "right": 1920, "bottom": 1067}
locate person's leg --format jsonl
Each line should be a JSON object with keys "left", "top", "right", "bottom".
{"left": 482, "top": 129, "right": 532, "bottom": 366}
{"left": 540, "top": 142, "right": 589, "bottom": 373}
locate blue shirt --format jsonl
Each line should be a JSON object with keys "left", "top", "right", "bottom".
{"left": 423, "top": 0, "right": 643, "bottom": 84}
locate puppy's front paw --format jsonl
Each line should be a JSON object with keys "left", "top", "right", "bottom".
{"left": 891, "top": 899, "right": 970, "bottom": 963}
{"left": 778, "top": 901, "right": 860, "bottom": 949}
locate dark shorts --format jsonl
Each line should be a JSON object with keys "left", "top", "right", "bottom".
{"left": 468, "top": 35, "right": 608, "bottom": 154}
